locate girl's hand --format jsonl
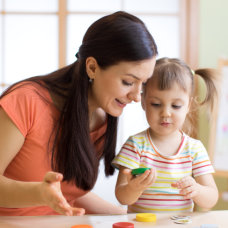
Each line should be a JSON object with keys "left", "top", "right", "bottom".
{"left": 40, "top": 171, "right": 85, "bottom": 216}
{"left": 122, "top": 168, "right": 157, "bottom": 192}
{"left": 171, "top": 176, "right": 200, "bottom": 199}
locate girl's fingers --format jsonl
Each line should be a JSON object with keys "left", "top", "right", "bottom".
{"left": 171, "top": 177, "right": 199, "bottom": 199}
{"left": 140, "top": 169, "right": 155, "bottom": 186}
{"left": 122, "top": 168, "right": 132, "bottom": 181}
{"left": 122, "top": 168, "right": 131, "bottom": 175}
{"left": 124, "top": 168, "right": 156, "bottom": 190}
{"left": 183, "top": 188, "right": 197, "bottom": 199}
{"left": 180, "top": 186, "right": 193, "bottom": 195}
{"left": 136, "top": 170, "right": 149, "bottom": 184}
{"left": 151, "top": 169, "right": 157, "bottom": 182}
{"left": 171, "top": 182, "right": 178, "bottom": 188}
{"left": 173, "top": 176, "right": 195, "bottom": 189}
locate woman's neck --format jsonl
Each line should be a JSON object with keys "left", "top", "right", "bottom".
{"left": 89, "top": 108, "right": 106, "bottom": 132}
{"left": 88, "top": 91, "right": 106, "bottom": 132}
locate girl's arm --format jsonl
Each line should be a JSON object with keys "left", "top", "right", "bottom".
{"left": 73, "top": 191, "right": 127, "bottom": 214}
{"left": 172, "top": 174, "right": 218, "bottom": 209}
{"left": 0, "top": 108, "right": 84, "bottom": 216}
{"left": 115, "top": 166, "right": 157, "bottom": 205}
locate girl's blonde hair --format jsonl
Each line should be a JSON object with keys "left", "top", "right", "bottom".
{"left": 144, "top": 57, "right": 218, "bottom": 137}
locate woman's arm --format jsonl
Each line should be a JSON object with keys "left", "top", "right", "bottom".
{"left": 0, "top": 108, "right": 84, "bottom": 215}
{"left": 172, "top": 174, "right": 218, "bottom": 209}
{"left": 73, "top": 191, "right": 127, "bottom": 214}
{"left": 115, "top": 166, "right": 157, "bottom": 205}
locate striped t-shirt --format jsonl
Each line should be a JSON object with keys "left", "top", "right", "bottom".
{"left": 112, "top": 128, "right": 214, "bottom": 213}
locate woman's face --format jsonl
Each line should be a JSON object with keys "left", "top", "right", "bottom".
{"left": 87, "top": 57, "right": 156, "bottom": 117}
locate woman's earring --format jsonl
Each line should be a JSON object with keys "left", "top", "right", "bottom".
{"left": 89, "top": 78, "right": 93, "bottom": 83}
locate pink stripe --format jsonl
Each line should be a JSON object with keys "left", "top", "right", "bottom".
{"left": 193, "top": 164, "right": 211, "bottom": 170}
{"left": 143, "top": 160, "right": 192, "bottom": 170}
{"left": 135, "top": 201, "right": 192, "bottom": 207}
{"left": 141, "top": 155, "right": 191, "bottom": 165}
{"left": 139, "top": 198, "right": 189, "bottom": 201}
{"left": 121, "top": 151, "right": 140, "bottom": 162}
{"left": 122, "top": 146, "right": 138, "bottom": 155}
{"left": 194, "top": 169, "right": 213, "bottom": 176}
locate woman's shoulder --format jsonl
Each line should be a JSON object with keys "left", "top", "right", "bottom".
{"left": 0, "top": 81, "right": 54, "bottom": 114}
{"left": 4, "top": 81, "right": 52, "bottom": 102}
{"left": 10, "top": 81, "right": 47, "bottom": 94}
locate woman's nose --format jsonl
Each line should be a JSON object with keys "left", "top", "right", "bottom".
{"left": 128, "top": 87, "right": 142, "bottom": 102}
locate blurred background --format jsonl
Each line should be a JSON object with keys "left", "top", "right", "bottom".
{"left": 0, "top": 0, "right": 228, "bottom": 210}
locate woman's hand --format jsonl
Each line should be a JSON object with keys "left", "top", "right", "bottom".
{"left": 123, "top": 168, "right": 157, "bottom": 193}
{"left": 171, "top": 176, "right": 200, "bottom": 199}
{"left": 40, "top": 171, "right": 85, "bottom": 216}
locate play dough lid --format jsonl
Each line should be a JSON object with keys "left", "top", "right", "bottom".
{"left": 131, "top": 168, "right": 151, "bottom": 175}
{"left": 113, "top": 222, "right": 134, "bottom": 228}
{"left": 71, "top": 225, "right": 93, "bottom": 228}
{"left": 136, "top": 213, "right": 156, "bottom": 222}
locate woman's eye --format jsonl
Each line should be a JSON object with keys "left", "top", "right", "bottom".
{"left": 122, "top": 80, "right": 133, "bottom": 86}
{"left": 172, "top": 105, "right": 181, "bottom": 109}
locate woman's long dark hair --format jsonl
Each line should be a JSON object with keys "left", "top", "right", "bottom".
{"left": 1, "top": 11, "right": 158, "bottom": 190}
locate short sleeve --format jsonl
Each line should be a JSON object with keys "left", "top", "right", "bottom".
{"left": 112, "top": 136, "right": 141, "bottom": 170}
{"left": 0, "top": 84, "right": 49, "bottom": 137}
{"left": 192, "top": 140, "right": 214, "bottom": 177}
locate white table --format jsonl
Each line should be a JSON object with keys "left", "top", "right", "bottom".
{"left": 0, "top": 210, "right": 227, "bottom": 228}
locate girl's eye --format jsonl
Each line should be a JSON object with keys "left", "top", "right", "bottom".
{"left": 151, "top": 103, "right": 160, "bottom": 107}
{"left": 172, "top": 105, "right": 181, "bottom": 109}
{"left": 122, "top": 80, "right": 133, "bottom": 86}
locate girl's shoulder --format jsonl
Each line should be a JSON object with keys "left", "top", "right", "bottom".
{"left": 182, "top": 132, "right": 206, "bottom": 151}
{"left": 126, "top": 128, "right": 150, "bottom": 150}
{"left": 128, "top": 129, "right": 148, "bottom": 141}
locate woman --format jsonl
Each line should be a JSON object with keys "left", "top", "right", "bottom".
{"left": 0, "top": 11, "right": 157, "bottom": 216}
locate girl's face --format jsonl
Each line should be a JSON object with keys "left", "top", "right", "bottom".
{"left": 142, "top": 80, "right": 191, "bottom": 138}
{"left": 88, "top": 57, "right": 156, "bottom": 117}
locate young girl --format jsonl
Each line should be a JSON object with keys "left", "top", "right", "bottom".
{"left": 112, "top": 57, "right": 219, "bottom": 213}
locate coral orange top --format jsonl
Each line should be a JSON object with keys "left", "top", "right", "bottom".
{"left": 0, "top": 82, "right": 107, "bottom": 215}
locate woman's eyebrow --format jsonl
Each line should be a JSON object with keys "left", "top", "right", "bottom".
{"left": 125, "top": 73, "right": 140, "bottom": 80}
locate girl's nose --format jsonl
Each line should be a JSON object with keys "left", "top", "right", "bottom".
{"left": 161, "top": 107, "right": 171, "bottom": 117}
